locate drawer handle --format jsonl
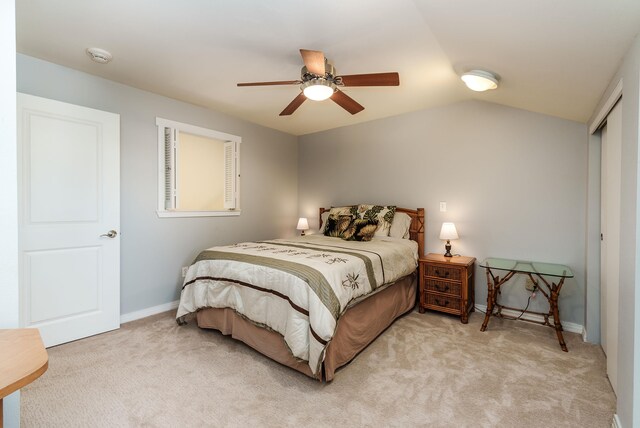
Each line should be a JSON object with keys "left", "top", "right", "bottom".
{"left": 434, "top": 269, "right": 449, "bottom": 278}
{"left": 434, "top": 284, "right": 450, "bottom": 293}
{"left": 435, "top": 298, "right": 449, "bottom": 307}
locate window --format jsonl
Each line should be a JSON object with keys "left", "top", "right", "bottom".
{"left": 156, "top": 118, "right": 240, "bottom": 217}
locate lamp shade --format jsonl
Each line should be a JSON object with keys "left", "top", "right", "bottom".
{"left": 296, "top": 218, "right": 309, "bottom": 231}
{"left": 439, "top": 222, "right": 459, "bottom": 240}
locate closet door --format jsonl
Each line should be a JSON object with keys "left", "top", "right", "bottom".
{"left": 600, "top": 100, "right": 621, "bottom": 395}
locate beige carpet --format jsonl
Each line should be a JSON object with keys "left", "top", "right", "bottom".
{"left": 22, "top": 310, "right": 615, "bottom": 427}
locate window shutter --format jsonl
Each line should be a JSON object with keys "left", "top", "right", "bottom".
{"left": 224, "top": 141, "right": 237, "bottom": 209}
{"left": 164, "top": 127, "right": 177, "bottom": 209}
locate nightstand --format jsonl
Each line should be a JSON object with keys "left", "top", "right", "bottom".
{"left": 419, "top": 253, "right": 476, "bottom": 323}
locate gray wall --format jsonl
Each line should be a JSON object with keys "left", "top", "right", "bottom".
{"left": 1, "top": 2, "right": 20, "bottom": 427}
{"left": 17, "top": 54, "right": 299, "bottom": 315}
{"left": 298, "top": 100, "right": 588, "bottom": 325}
{"left": 589, "top": 33, "right": 640, "bottom": 428}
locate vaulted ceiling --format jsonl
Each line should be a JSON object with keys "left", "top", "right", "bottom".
{"left": 16, "top": 0, "right": 640, "bottom": 135}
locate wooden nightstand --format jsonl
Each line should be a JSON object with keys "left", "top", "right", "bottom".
{"left": 419, "top": 253, "right": 476, "bottom": 323}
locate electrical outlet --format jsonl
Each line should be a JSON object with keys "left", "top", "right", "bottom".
{"left": 181, "top": 266, "right": 189, "bottom": 278}
{"left": 524, "top": 277, "right": 536, "bottom": 292}
{"left": 439, "top": 201, "right": 447, "bottom": 212}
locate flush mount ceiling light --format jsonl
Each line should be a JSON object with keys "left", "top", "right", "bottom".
{"left": 460, "top": 69, "right": 498, "bottom": 92}
{"left": 301, "top": 78, "right": 336, "bottom": 101}
{"left": 86, "top": 47, "right": 112, "bottom": 64}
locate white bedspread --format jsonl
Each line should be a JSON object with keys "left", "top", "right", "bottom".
{"left": 176, "top": 234, "right": 418, "bottom": 374}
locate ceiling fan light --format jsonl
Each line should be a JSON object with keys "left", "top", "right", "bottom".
{"left": 461, "top": 70, "right": 498, "bottom": 92}
{"left": 301, "top": 79, "right": 336, "bottom": 101}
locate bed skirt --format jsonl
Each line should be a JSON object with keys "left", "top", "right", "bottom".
{"left": 196, "top": 271, "right": 417, "bottom": 381}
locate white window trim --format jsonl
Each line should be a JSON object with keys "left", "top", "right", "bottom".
{"left": 156, "top": 210, "right": 241, "bottom": 218}
{"left": 156, "top": 117, "right": 241, "bottom": 218}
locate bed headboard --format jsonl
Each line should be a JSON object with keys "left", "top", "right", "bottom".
{"left": 319, "top": 206, "right": 425, "bottom": 257}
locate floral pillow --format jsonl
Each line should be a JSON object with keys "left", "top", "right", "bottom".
{"left": 342, "top": 219, "right": 378, "bottom": 242}
{"left": 356, "top": 205, "right": 397, "bottom": 236}
{"left": 320, "top": 206, "right": 358, "bottom": 233}
{"left": 323, "top": 214, "right": 354, "bottom": 238}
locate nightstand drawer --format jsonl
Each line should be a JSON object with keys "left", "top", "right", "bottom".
{"left": 424, "top": 278, "right": 461, "bottom": 296}
{"left": 424, "top": 293, "right": 462, "bottom": 311}
{"left": 425, "top": 264, "right": 461, "bottom": 281}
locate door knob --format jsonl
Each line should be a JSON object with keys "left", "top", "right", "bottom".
{"left": 100, "top": 230, "right": 118, "bottom": 238}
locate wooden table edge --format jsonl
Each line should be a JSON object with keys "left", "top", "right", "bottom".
{"left": 421, "top": 253, "right": 476, "bottom": 266}
{"left": 0, "top": 359, "right": 48, "bottom": 400}
{"left": 0, "top": 329, "right": 49, "bottom": 399}
{"left": 0, "top": 328, "right": 49, "bottom": 428}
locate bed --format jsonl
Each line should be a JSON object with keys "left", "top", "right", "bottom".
{"left": 176, "top": 206, "right": 425, "bottom": 381}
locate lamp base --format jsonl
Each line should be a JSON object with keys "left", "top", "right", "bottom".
{"left": 444, "top": 240, "right": 452, "bottom": 257}
{"left": 300, "top": 231, "right": 306, "bottom": 236}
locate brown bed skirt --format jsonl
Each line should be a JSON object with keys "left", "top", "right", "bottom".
{"left": 196, "top": 271, "right": 417, "bottom": 381}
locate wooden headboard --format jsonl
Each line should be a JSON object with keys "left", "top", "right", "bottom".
{"left": 319, "top": 206, "right": 425, "bottom": 257}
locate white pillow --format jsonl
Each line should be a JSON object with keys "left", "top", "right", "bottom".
{"left": 389, "top": 212, "right": 412, "bottom": 239}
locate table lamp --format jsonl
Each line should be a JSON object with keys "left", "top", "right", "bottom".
{"left": 439, "top": 222, "right": 459, "bottom": 257}
{"left": 297, "top": 217, "right": 309, "bottom": 236}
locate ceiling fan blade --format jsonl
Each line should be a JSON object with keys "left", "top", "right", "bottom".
{"left": 279, "top": 93, "right": 307, "bottom": 116}
{"left": 330, "top": 89, "right": 364, "bottom": 115}
{"left": 339, "top": 72, "right": 400, "bottom": 87}
{"left": 300, "top": 49, "right": 326, "bottom": 76}
{"left": 237, "top": 80, "right": 301, "bottom": 87}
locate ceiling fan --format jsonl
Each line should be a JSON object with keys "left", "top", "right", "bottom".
{"left": 237, "top": 49, "right": 400, "bottom": 116}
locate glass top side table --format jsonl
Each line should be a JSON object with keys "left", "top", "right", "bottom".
{"left": 479, "top": 257, "right": 574, "bottom": 352}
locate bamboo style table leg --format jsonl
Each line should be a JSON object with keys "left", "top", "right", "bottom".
{"left": 481, "top": 268, "right": 515, "bottom": 332}
{"left": 531, "top": 273, "right": 568, "bottom": 352}
{"left": 481, "top": 269, "right": 497, "bottom": 331}
{"left": 461, "top": 307, "right": 469, "bottom": 324}
{"left": 547, "top": 276, "right": 568, "bottom": 352}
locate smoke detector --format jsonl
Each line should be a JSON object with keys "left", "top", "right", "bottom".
{"left": 86, "top": 47, "right": 112, "bottom": 64}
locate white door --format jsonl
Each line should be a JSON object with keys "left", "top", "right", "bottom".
{"left": 17, "top": 93, "right": 120, "bottom": 347}
{"left": 600, "top": 100, "right": 622, "bottom": 395}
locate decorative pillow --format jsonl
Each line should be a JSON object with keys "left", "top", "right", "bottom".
{"left": 389, "top": 212, "right": 412, "bottom": 239}
{"left": 320, "top": 206, "right": 358, "bottom": 233}
{"left": 318, "top": 211, "right": 330, "bottom": 233}
{"left": 323, "top": 214, "right": 353, "bottom": 238}
{"left": 343, "top": 219, "right": 378, "bottom": 242}
{"left": 356, "top": 204, "right": 396, "bottom": 237}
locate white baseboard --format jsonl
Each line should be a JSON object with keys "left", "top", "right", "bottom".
{"left": 474, "top": 304, "right": 583, "bottom": 335}
{"left": 120, "top": 300, "right": 179, "bottom": 324}
{"left": 612, "top": 414, "right": 622, "bottom": 428}
{"left": 582, "top": 326, "right": 588, "bottom": 342}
